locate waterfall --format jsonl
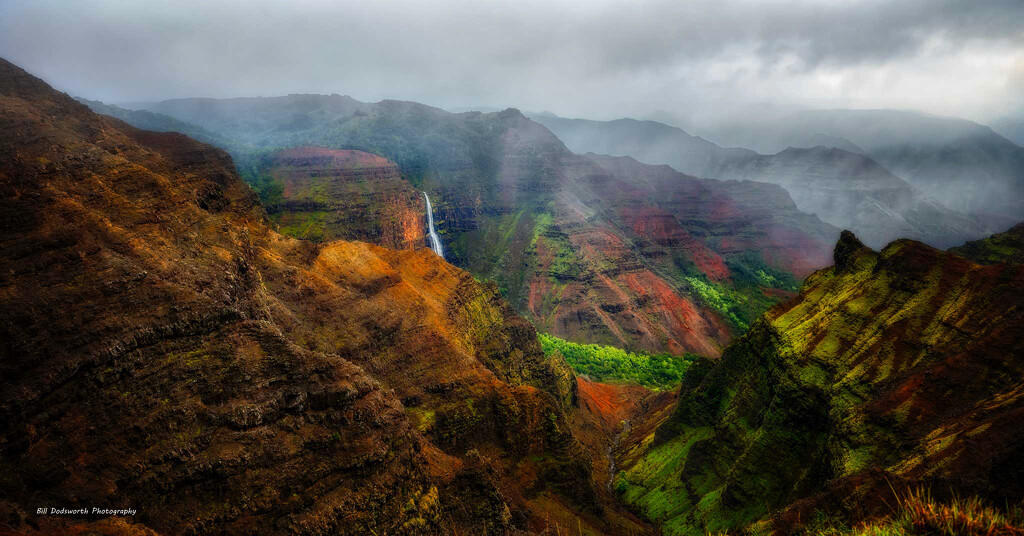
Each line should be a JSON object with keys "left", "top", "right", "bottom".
{"left": 423, "top": 192, "right": 444, "bottom": 259}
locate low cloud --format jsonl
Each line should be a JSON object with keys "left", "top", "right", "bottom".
{"left": 1, "top": 0, "right": 1021, "bottom": 124}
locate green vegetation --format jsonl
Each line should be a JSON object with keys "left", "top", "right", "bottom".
{"left": 949, "top": 223, "right": 1024, "bottom": 266}
{"left": 682, "top": 268, "right": 792, "bottom": 333}
{"left": 683, "top": 275, "right": 749, "bottom": 331}
{"left": 448, "top": 208, "right": 539, "bottom": 306}
{"left": 538, "top": 333, "right": 698, "bottom": 390}
{"left": 270, "top": 211, "right": 328, "bottom": 242}
{"left": 726, "top": 251, "right": 800, "bottom": 292}
{"left": 672, "top": 249, "right": 801, "bottom": 334}
{"left": 797, "top": 489, "right": 1024, "bottom": 536}
{"left": 530, "top": 212, "right": 553, "bottom": 248}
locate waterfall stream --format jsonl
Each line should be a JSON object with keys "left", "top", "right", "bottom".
{"left": 423, "top": 192, "right": 444, "bottom": 259}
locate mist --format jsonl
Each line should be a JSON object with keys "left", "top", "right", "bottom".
{"left": 1, "top": 0, "right": 1022, "bottom": 126}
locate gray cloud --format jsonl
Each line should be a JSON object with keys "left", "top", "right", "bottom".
{"left": 1, "top": 0, "right": 1021, "bottom": 124}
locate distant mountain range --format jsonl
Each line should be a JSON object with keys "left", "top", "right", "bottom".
{"left": 82, "top": 95, "right": 839, "bottom": 356}
{"left": 698, "top": 109, "right": 1024, "bottom": 228}
{"left": 713, "top": 146, "right": 987, "bottom": 248}
{"left": 994, "top": 117, "right": 1024, "bottom": 147}
{"left": 74, "top": 97, "right": 229, "bottom": 147}
{"left": 532, "top": 110, "right": 1016, "bottom": 248}
{"left": 528, "top": 114, "right": 757, "bottom": 179}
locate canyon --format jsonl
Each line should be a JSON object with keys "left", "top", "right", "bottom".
{"left": 102, "top": 95, "right": 839, "bottom": 355}
{"left": 3, "top": 55, "right": 1023, "bottom": 536}
{"left": 0, "top": 58, "right": 646, "bottom": 535}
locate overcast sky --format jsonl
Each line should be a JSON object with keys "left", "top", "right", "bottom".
{"left": 1, "top": 0, "right": 1022, "bottom": 126}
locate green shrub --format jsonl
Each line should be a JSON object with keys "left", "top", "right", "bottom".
{"left": 538, "top": 333, "right": 698, "bottom": 390}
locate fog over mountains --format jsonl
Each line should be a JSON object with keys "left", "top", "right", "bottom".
{"left": 74, "top": 91, "right": 1022, "bottom": 252}
{"left": 533, "top": 110, "right": 1023, "bottom": 249}
{"left": 4, "top": 0, "right": 1024, "bottom": 123}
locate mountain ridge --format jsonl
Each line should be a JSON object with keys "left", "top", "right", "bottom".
{"left": 0, "top": 56, "right": 649, "bottom": 536}
{"left": 534, "top": 112, "right": 995, "bottom": 249}
{"left": 702, "top": 109, "right": 1024, "bottom": 227}
{"left": 98, "top": 94, "right": 840, "bottom": 355}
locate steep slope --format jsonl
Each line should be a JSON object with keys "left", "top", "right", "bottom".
{"left": 582, "top": 154, "right": 839, "bottom": 278}
{"left": 76, "top": 97, "right": 229, "bottom": 147}
{"left": 119, "top": 95, "right": 839, "bottom": 355}
{"left": 252, "top": 146, "right": 426, "bottom": 247}
{"left": 535, "top": 113, "right": 989, "bottom": 249}
{"left": 615, "top": 230, "right": 1024, "bottom": 535}
{"left": 950, "top": 222, "right": 1024, "bottom": 265}
{"left": 993, "top": 118, "right": 1024, "bottom": 147}
{"left": 0, "top": 57, "right": 637, "bottom": 535}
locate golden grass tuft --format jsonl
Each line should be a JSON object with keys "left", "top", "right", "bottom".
{"left": 879, "top": 488, "right": 1024, "bottom": 536}
{"left": 802, "top": 489, "right": 1024, "bottom": 536}
{"left": 799, "top": 488, "right": 1024, "bottom": 536}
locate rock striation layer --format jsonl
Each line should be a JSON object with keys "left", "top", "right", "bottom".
{"left": 615, "top": 228, "right": 1024, "bottom": 534}
{"left": 129, "top": 95, "right": 841, "bottom": 354}
{"left": 0, "top": 57, "right": 633, "bottom": 535}
{"left": 259, "top": 146, "right": 426, "bottom": 248}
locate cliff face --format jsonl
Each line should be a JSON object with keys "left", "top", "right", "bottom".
{"left": 420, "top": 118, "right": 835, "bottom": 356}
{"left": 515, "top": 153, "right": 835, "bottom": 356}
{"left": 0, "top": 58, "right": 627, "bottom": 535}
{"left": 116, "top": 95, "right": 839, "bottom": 355}
{"left": 258, "top": 146, "right": 426, "bottom": 248}
{"left": 583, "top": 154, "right": 836, "bottom": 278}
{"left": 615, "top": 230, "right": 1024, "bottom": 534}
{"left": 447, "top": 139, "right": 836, "bottom": 357}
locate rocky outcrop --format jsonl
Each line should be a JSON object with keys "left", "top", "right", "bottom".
{"left": 0, "top": 57, "right": 620, "bottom": 535}
{"left": 615, "top": 229, "right": 1024, "bottom": 534}
{"left": 259, "top": 146, "right": 427, "bottom": 248}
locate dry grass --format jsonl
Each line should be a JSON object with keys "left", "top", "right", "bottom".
{"left": 798, "top": 488, "right": 1024, "bottom": 536}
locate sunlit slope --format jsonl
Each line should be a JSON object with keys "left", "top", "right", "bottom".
{"left": 616, "top": 230, "right": 1024, "bottom": 534}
